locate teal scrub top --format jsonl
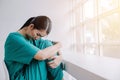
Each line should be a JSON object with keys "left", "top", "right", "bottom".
{"left": 4, "top": 32, "right": 47, "bottom": 80}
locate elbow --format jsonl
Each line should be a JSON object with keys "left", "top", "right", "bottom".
{"left": 34, "top": 51, "right": 47, "bottom": 60}
{"left": 39, "top": 52, "right": 47, "bottom": 60}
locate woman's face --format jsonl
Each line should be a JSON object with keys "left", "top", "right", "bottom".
{"left": 26, "top": 24, "right": 47, "bottom": 40}
{"left": 31, "top": 29, "right": 47, "bottom": 40}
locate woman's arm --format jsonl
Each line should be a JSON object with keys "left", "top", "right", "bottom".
{"left": 48, "top": 51, "right": 62, "bottom": 68}
{"left": 34, "top": 42, "right": 62, "bottom": 60}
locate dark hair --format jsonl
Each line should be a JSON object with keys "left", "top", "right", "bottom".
{"left": 20, "top": 16, "right": 52, "bottom": 34}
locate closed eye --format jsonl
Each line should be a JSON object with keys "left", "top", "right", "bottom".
{"left": 36, "top": 33, "right": 44, "bottom": 37}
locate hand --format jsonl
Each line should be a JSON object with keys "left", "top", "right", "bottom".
{"left": 56, "top": 42, "right": 62, "bottom": 48}
{"left": 48, "top": 54, "right": 62, "bottom": 68}
{"left": 51, "top": 40, "right": 62, "bottom": 49}
{"left": 51, "top": 41, "right": 58, "bottom": 45}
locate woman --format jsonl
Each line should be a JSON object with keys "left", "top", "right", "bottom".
{"left": 4, "top": 16, "right": 63, "bottom": 80}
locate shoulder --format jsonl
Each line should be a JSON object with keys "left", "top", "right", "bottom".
{"left": 5, "top": 32, "right": 27, "bottom": 46}
{"left": 7, "top": 32, "right": 23, "bottom": 39}
{"left": 5, "top": 32, "right": 19, "bottom": 42}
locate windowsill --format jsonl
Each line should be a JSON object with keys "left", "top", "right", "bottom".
{"left": 63, "top": 51, "right": 120, "bottom": 80}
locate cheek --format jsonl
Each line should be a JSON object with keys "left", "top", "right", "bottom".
{"left": 30, "top": 31, "right": 36, "bottom": 37}
{"left": 31, "top": 32, "right": 35, "bottom": 36}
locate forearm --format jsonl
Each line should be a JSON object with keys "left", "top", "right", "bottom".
{"left": 34, "top": 43, "right": 62, "bottom": 60}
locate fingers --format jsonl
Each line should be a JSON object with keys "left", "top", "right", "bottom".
{"left": 48, "top": 56, "right": 55, "bottom": 60}
{"left": 47, "top": 56, "right": 59, "bottom": 68}
{"left": 48, "top": 60, "right": 54, "bottom": 64}
{"left": 47, "top": 55, "right": 62, "bottom": 68}
{"left": 48, "top": 61, "right": 58, "bottom": 68}
{"left": 51, "top": 41, "right": 58, "bottom": 45}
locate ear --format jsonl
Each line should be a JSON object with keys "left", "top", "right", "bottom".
{"left": 29, "top": 24, "right": 34, "bottom": 30}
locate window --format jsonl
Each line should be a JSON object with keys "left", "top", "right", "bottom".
{"left": 98, "top": 0, "right": 118, "bottom": 14}
{"left": 83, "top": 0, "right": 94, "bottom": 21}
{"left": 69, "top": 0, "right": 120, "bottom": 58}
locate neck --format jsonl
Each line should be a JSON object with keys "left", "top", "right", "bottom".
{"left": 18, "top": 27, "right": 31, "bottom": 40}
{"left": 18, "top": 28, "right": 26, "bottom": 35}
{"left": 18, "top": 28, "right": 30, "bottom": 39}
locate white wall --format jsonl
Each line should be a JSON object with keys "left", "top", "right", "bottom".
{"left": 0, "top": 0, "right": 72, "bottom": 79}
{"left": 0, "top": 0, "right": 72, "bottom": 58}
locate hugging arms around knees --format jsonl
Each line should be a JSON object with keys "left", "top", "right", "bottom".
{"left": 4, "top": 16, "right": 64, "bottom": 80}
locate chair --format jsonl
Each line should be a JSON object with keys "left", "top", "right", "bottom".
{"left": 0, "top": 59, "right": 9, "bottom": 80}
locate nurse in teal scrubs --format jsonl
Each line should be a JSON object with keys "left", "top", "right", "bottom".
{"left": 4, "top": 16, "right": 63, "bottom": 80}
